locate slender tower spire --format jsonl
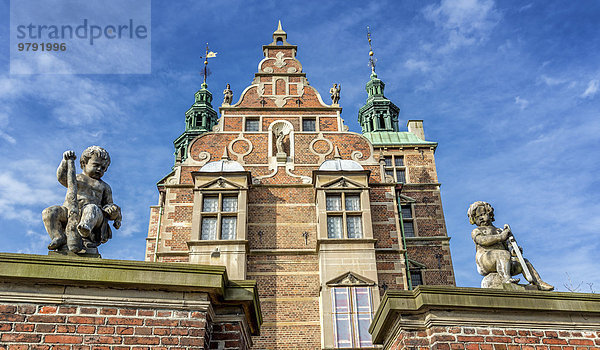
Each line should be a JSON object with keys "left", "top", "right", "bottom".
{"left": 173, "top": 44, "right": 218, "bottom": 163}
{"left": 367, "top": 26, "right": 377, "bottom": 75}
{"left": 200, "top": 43, "right": 217, "bottom": 87}
{"left": 358, "top": 26, "right": 400, "bottom": 133}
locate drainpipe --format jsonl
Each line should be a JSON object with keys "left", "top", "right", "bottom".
{"left": 153, "top": 190, "right": 165, "bottom": 262}
{"left": 395, "top": 186, "right": 413, "bottom": 290}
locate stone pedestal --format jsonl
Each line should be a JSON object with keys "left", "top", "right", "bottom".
{"left": 276, "top": 152, "right": 287, "bottom": 163}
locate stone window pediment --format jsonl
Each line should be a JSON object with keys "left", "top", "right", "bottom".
{"left": 326, "top": 271, "right": 376, "bottom": 287}
{"left": 197, "top": 177, "right": 244, "bottom": 190}
{"left": 321, "top": 177, "right": 365, "bottom": 190}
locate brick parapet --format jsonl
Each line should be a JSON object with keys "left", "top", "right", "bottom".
{"left": 0, "top": 253, "right": 262, "bottom": 349}
{"left": 370, "top": 286, "right": 600, "bottom": 350}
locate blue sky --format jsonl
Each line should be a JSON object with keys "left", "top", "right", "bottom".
{"left": 1, "top": 0, "right": 599, "bottom": 292}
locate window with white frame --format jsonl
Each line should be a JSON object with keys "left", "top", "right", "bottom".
{"left": 383, "top": 155, "right": 406, "bottom": 183}
{"left": 200, "top": 193, "right": 238, "bottom": 240}
{"left": 400, "top": 203, "right": 415, "bottom": 237}
{"left": 326, "top": 193, "right": 362, "bottom": 239}
{"left": 332, "top": 286, "right": 373, "bottom": 348}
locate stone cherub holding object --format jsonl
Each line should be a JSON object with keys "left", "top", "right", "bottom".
{"left": 42, "top": 146, "right": 122, "bottom": 255}
{"left": 468, "top": 201, "right": 553, "bottom": 291}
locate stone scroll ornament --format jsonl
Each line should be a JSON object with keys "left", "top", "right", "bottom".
{"left": 42, "top": 146, "right": 122, "bottom": 256}
{"left": 467, "top": 201, "right": 554, "bottom": 291}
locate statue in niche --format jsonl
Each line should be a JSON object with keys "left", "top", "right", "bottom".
{"left": 223, "top": 83, "right": 233, "bottom": 105}
{"left": 275, "top": 130, "right": 285, "bottom": 154}
{"left": 330, "top": 83, "right": 341, "bottom": 105}
{"left": 43, "top": 146, "right": 122, "bottom": 255}
{"left": 272, "top": 122, "right": 292, "bottom": 162}
{"left": 467, "top": 201, "right": 553, "bottom": 291}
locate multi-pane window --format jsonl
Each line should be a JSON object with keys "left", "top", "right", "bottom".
{"left": 200, "top": 194, "right": 238, "bottom": 240}
{"left": 332, "top": 287, "right": 373, "bottom": 348}
{"left": 326, "top": 193, "right": 362, "bottom": 239}
{"left": 410, "top": 270, "right": 423, "bottom": 287}
{"left": 302, "top": 118, "right": 316, "bottom": 131}
{"left": 245, "top": 118, "right": 260, "bottom": 131}
{"left": 383, "top": 155, "right": 406, "bottom": 183}
{"left": 400, "top": 204, "right": 415, "bottom": 237}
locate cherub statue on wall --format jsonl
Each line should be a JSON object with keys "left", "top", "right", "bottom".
{"left": 43, "top": 146, "right": 122, "bottom": 255}
{"left": 468, "top": 201, "right": 553, "bottom": 291}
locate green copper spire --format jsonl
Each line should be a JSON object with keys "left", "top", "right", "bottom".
{"left": 173, "top": 44, "right": 219, "bottom": 164}
{"left": 173, "top": 83, "right": 218, "bottom": 163}
{"left": 358, "top": 28, "right": 399, "bottom": 133}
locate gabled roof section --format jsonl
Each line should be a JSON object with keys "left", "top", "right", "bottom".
{"left": 363, "top": 131, "right": 437, "bottom": 147}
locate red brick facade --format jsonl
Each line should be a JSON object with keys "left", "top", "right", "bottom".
{"left": 146, "top": 25, "right": 454, "bottom": 349}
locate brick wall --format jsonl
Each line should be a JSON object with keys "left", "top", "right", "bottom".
{"left": 389, "top": 326, "right": 599, "bottom": 350}
{"left": 0, "top": 304, "right": 209, "bottom": 349}
{"left": 371, "top": 287, "right": 600, "bottom": 350}
{"left": 0, "top": 254, "right": 261, "bottom": 350}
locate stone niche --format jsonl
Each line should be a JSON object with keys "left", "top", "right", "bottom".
{"left": 370, "top": 285, "right": 600, "bottom": 350}
{"left": 0, "top": 253, "right": 261, "bottom": 349}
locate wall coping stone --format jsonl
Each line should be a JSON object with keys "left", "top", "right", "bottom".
{"left": 370, "top": 285, "right": 600, "bottom": 345}
{"left": 0, "top": 253, "right": 262, "bottom": 334}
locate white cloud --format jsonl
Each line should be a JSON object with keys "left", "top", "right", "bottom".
{"left": 518, "top": 3, "right": 534, "bottom": 12}
{"left": 539, "top": 74, "right": 567, "bottom": 86}
{"left": 0, "top": 131, "right": 16, "bottom": 144}
{"left": 423, "top": 0, "right": 500, "bottom": 52}
{"left": 0, "top": 161, "right": 63, "bottom": 225}
{"left": 0, "top": 112, "right": 16, "bottom": 144}
{"left": 514, "top": 96, "right": 529, "bottom": 110}
{"left": 581, "top": 79, "right": 599, "bottom": 98}
{"left": 404, "top": 59, "right": 431, "bottom": 72}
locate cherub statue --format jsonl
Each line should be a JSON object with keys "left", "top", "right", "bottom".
{"left": 468, "top": 201, "right": 553, "bottom": 291}
{"left": 223, "top": 83, "right": 233, "bottom": 105}
{"left": 330, "top": 83, "right": 341, "bottom": 104}
{"left": 42, "top": 146, "right": 122, "bottom": 254}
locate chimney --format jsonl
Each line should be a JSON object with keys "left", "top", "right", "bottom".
{"left": 407, "top": 120, "right": 425, "bottom": 140}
